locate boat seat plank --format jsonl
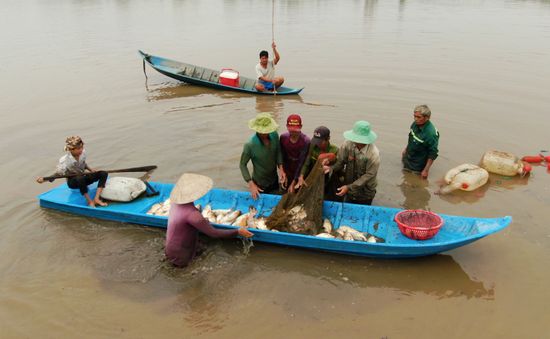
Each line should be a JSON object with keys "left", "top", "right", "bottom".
{"left": 201, "top": 69, "right": 214, "bottom": 82}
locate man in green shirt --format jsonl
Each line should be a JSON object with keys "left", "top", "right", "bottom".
{"left": 240, "top": 113, "right": 285, "bottom": 199}
{"left": 323, "top": 121, "right": 380, "bottom": 205}
{"left": 402, "top": 104, "right": 440, "bottom": 179}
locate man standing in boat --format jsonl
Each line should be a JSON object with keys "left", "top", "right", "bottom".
{"left": 254, "top": 42, "right": 285, "bottom": 92}
{"left": 240, "top": 112, "right": 286, "bottom": 199}
{"left": 402, "top": 104, "right": 440, "bottom": 179}
{"left": 323, "top": 121, "right": 380, "bottom": 205}
{"left": 280, "top": 114, "right": 310, "bottom": 193}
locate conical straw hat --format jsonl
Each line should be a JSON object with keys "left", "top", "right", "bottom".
{"left": 170, "top": 173, "right": 213, "bottom": 204}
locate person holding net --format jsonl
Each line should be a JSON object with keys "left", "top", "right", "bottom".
{"left": 323, "top": 121, "right": 380, "bottom": 205}
{"left": 295, "top": 126, "right": 339, "bottom": 198}
{"left": 279, "top": 114, "right": 310, "bottom": 193}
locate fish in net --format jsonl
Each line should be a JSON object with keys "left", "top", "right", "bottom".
{"left": 266, "top": 158, "right": 325, "bottom": 235}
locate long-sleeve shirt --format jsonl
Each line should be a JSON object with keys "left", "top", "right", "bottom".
{"left": 300, "top": 142, "right": 339, "bottom": 178}
{"left": 403, "top": 120, "right": 439, "bottom": 172}
{"left": 55, "top": 150, "right": 88, "bottom": 175}
{"left": 165, "top": 203, "right": 238, "bottom": 267}
{"left": 280, "top": 132, "right": 310, "bottom": 181}
{"left": 239, "top": 132, "right": 283, "bottom": 189}
{"left": 331, "top": 141, "right": 380, "bottom": 201}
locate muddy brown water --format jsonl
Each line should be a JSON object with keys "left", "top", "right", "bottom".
{"left": 1, "top": 0, "right": 549, "bottom": 338}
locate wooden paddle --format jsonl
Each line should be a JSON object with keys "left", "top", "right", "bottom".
{"left": 42, "top": 165, "right": 157, "bottom": 181}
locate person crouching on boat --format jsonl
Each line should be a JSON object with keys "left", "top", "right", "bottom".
{"left": 36, "top": 136, "right": 108, "bottom": 208}
{"left": 323, "top": 121, "right": 380, "bottom": 205}
{"left": 280, "top": 114, "right": 310, "bottom": 193}
{"left": 240, "top": 113, "right": 286, "bottom": 200}
{"left": 165, "top": 173, "right": 253, "bottom": 267}
{"left": 254, "top": 42, "right": 285, "bottom": 92}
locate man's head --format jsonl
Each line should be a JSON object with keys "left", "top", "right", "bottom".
{"left": 64, "top": 135, "right": 84, "bottom": 156}
{"left": 259, "top": 50, "right": 269, "bottom": 66}
{"left": 286, "top": 114, "right": 303, "bottom": 136}
{"left": 413, "top": 104, "right": 431, "bottom": 126}
{"left": 311, "top": 126, "right": 331, "bottom": 151}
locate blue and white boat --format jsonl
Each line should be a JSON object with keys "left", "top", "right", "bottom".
{"left": 139, "top": 50, "right": 304, "bottom": 95}
{"left": 38, "top": 182, "right": 511, "bottom": 258}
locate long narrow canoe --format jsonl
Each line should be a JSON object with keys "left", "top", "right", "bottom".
{"left": 38, "top": 182, "right": 511, "bottom": 258}
{"left": 139, "top": 50, "right": 304, "bottom": 95}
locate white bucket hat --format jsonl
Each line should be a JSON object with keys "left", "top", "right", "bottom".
{"left": 170, "top": 173, "right": 213, "bottom": 204}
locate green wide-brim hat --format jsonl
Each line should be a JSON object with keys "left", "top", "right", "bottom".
{"left": 343, "top": 120, "right": 378, "bottom": 144}
{"left": 248, "top": 112, "right": 279, "bottom": 134}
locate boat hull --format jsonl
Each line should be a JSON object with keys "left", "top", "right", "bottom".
{"left": 139, "top": 50, "right": 303, "bottom": 95}
{"left": 38, "top": 182, "right": 511, "bottom": 258}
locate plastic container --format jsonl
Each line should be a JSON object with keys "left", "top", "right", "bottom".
{"left": 521, "top": 155, "right": 543, "bottom": 163}
{"left": 440, "top": 164, "right": 489, "bottom": 194}
{"left": 395, "top": 210, "right": 443, "bottom": 240}
{"left": 480, "top": 150, "right": 527, "bottom": 176}
{"left": 219, "top": 68, "right": 239, "bottom": 87}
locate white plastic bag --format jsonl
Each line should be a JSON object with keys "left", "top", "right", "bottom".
{"left": 100, "top": 177, "right": 146, "bottom": 202}
{"left": 440, "top": 164, "right": 489, "bottom": 194}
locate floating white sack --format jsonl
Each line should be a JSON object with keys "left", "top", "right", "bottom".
{"left": 440, "top": 164, "right": 489, "bottom": 194}
{"left": 100, "top": 177, "right": 147, "bottom": 202}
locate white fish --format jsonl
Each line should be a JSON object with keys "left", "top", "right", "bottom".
{"left": 316, "top": 233, "right": 335, "bottom": 238}
{"left": 343, "top": 232, "right": 354, "bottom": 241}
{"left": 201, "top": 204, "right": 212, "bottom": 218}
{"left": 337, "top": 226, "right": 357, "bottom": 234}
{"left": 147, "top": 203, "right": 162, "bottom": 215}
{"left": 367, "top": 236, "right": 377, "bottom": 243}
{"left": 201, "top": 205, "right": 217, "bottom": 223}
{"left": 337, "top": 226, "right": 367, "bottom": 241}
{"left": 289, "top": 205, "right": 304, "bottom": 215}
{"left": 255, "top": 218, "right": 268, "bottom": 230}
{"left": 322, "top": 219, "right": 333, "bottom": 233}
{"left": 212, "top": 208, "right": 231, "bottom": 217}
{"left": 232, "top": 213, "right": 250, "bottom": 227}
{"left": 335, "top": 228, "right": 347, "bottom": 238}
{"left": 246, "top": 207, "right": 258, "bottom": 228}
{"left": 219, "top": 209, "right": 241, "bottom": 225}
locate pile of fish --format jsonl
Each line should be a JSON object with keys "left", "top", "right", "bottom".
{"left": 316, "top": 219, "right": 385, "bottom": 243}
{"left": 146, "top": 198, "right": 171, "bottom": 216}
{"left": 146, "top": 199, "right": 383, "bottom": 243}
{"left": 200, "top": 204, "right": 271, "bottom": 230}
{"left": 285, "top": 204, "right": 316, "bottom": 233}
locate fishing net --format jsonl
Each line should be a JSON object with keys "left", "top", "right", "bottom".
{"left": 266, "top": 158, "right": 324, "bottom": 235}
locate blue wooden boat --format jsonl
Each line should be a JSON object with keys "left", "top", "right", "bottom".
{"left": 139, "top": 50, "right": 304, "bottom": 95}
{"left": 38, "top": 182, "right": 511, "bottom": 258}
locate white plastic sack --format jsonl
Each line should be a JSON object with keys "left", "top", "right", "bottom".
{"left": 440, "top": 164, "right": 489, "bottom": 194}
{"left": 100, "top": 177, "right": 147, "bottom": 202}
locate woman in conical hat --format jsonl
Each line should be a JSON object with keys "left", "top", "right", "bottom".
{"left": 165, "top": 173, "right": 253, "bottom": 267}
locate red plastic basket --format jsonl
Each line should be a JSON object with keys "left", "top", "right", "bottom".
{"left": 394, "top": 210, "right": 443, "bottom": 240}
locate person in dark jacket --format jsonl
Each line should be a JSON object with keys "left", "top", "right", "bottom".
{"left": 402, "top": 104, "right": 440, "bottom": 179}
